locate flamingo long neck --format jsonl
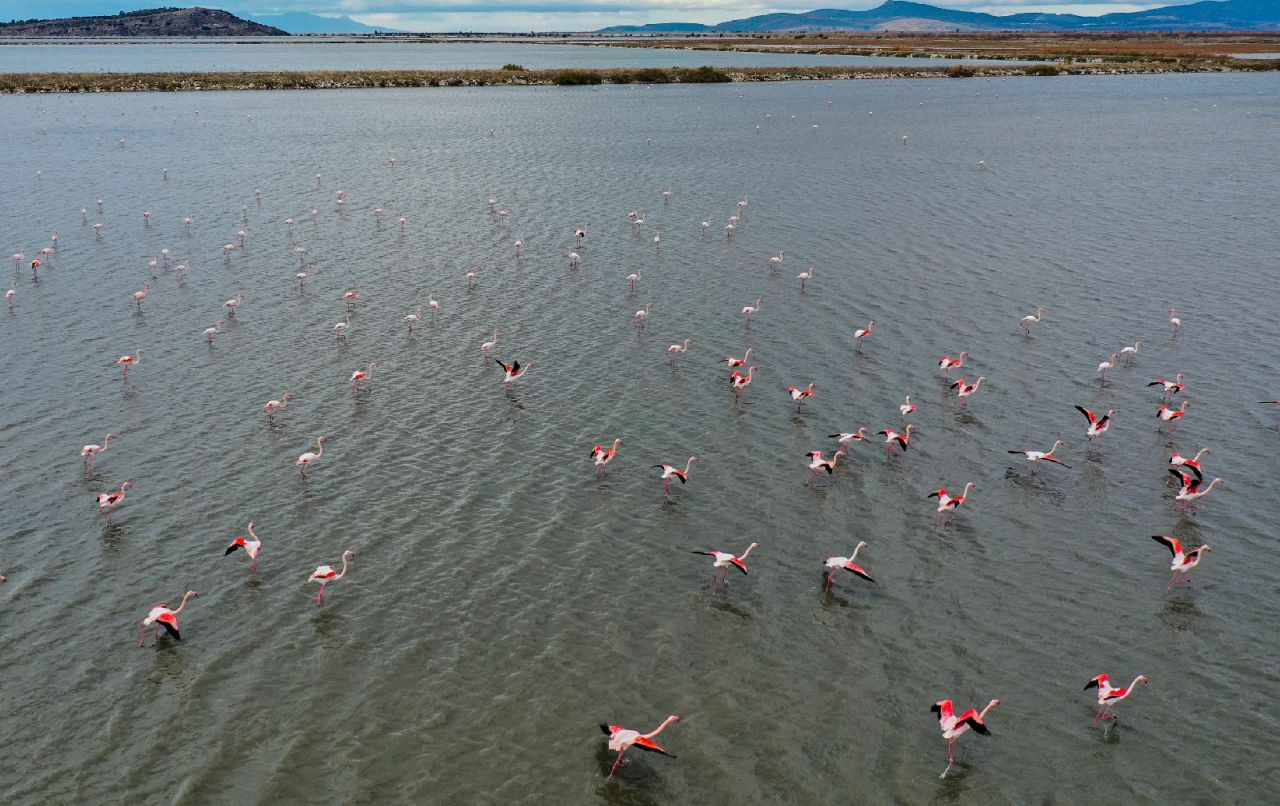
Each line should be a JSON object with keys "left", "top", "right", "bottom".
{"left": 745, "top": 367, "right": 756, "bottom": 380}
{"left": 100, "top": 435, "right": 112, "bottom": 452}
{"left": 492, "top": 329, "right": 500, "bottom": 340}
{"left": 612, "top": 439, "right": 623, "bottom": 451}
{"left": 849, "top": 543, "right": 865, "bottom": 561}
{"left": 744, "top": 348, "right": 753, "bottom": 360}
{"left": 173, "top": 591, "right": 196, "bottom": 614}
{"left": 1192, "top": 448, "right": 1210, "bottom": 462}
{"left": 683, "top": 457, "right": 697, "bottom": 475}
{"left": 1201, "top": 479, "right": 1222, "bottom": 494}
{"left": 971, "top": 378, "right": 984, "bottom": 391}
{"left": 1125, "top": 677, "right": 1146, "bottom": 694}
{"left": 739, "top": 544, "right": 757, "bottom": 560}
{"left": 644, "top": 716, "right": 678, "bottom": 739}
{"left": 979, "top": 700, "right": 999, "bottom": 719}
{"left": 962, "top": 483, "right": 975, "bottom": 498}
{"left": 334, "top": 555, "right": 350, "bottom": 581}
{"left": 314, "top": 439, "right": 325, "bottom": 458}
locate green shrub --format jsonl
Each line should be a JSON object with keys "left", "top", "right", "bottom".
{"left": 1024, "top": 64, "right": 1061, "bottom": 76}
{"left": 553, "top": 69, "right": 602, "bottom": 86}
{"left": 947, "top": 65, "right": 977, "bottom": 78}
{"left": 676, "top": 66, "right": 731, "bottom": 83}
{"left": 501, "top": 63, "right": 526, "bottom": 71}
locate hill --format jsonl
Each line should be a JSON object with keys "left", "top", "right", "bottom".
{"left": 247, "top": 12, "right": 407, "bottom": 34}
{"left": 600, "top": 0, "right": 1280, "bottom": 33}
{"left": 0, "top": 7, "right": 287, "bottom": 37}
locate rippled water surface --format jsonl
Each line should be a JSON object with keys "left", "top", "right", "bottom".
{"left": 1, "top": 74, "right": 1279, "bottom": 803}
{"left": 0, "top": 40, "right": 1029, "bottom": 73}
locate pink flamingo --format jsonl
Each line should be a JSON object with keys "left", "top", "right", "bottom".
{"left": 404, "top": 308, "right": 422, "bottom": 334}
{"left": 950, "top": 376, "right": 985, "bottom": 403}
{"left": 96, "top": 481, "right": 133, "bottom": 523}
{"left": 5, "top": 280, "right": 15, "bottom": 308}
{"left": 768, "top": 250, "right": 784, "bottom": 269}
{"left": 600, "top": 715, "right": 680, "bottom": 780}
{"left": 1157, "top": 400, "right": 1190, "bottom": 425}
{"left": 626, "top": 269, "right": 643, "bottom": 292}
{"left": 1097, "top": 354, "right": 1119, "bottom": 382}
{"left": 787, "top": 382, "right": 816, "bottom": 412}
{"left": 853, "top": 320, "right": 874, "bottom": 349}
{"left": 1020, "top": 306, "right": 1045, "bottom": 334}
{"left": 203, "top": 320, "right": 223, "bottom": 345}
{"left": 139, "top": 591, "right": 198, "bottom": 646}
{"left": 350, "top": 362, "right": 378, "bottom": 393}
{"left": 933, "top": 698, "right": 999, "bottom": 773}
{"left": 1075, "top": 406, "right": 1114, "bottom": 440}
{"left": 666, "top": 339, "right": 692, "bottom": 366}
{"left": 806, "top": 450, "right": 845, "bottom": 479}
{"left": 1151, "top": 535, "right": 1210, "bottom": 588}
{"left": 495, "top": 359, "right": 531, "bottom": 387}
{"left": 1008, "top": 440, "right": 1070, "bottom": 471}
{"left": 900, "top": 396, "right": 916, "bottom": 419}
{"left": 652, "top": 456, "right": 698, "bottom": 495}
{"left": 1169, "top": 447, "right": 1209, "bottom": 480}
{"left": 1147, "top": 373, "right": 1186, "bottom": 399}
{"left": 692, "top": 543, "right": 759, "bottom": 592}
{"left": 308, "top": 550, "right": 355, "bottom": 605}
{"left": 132, "top": 283, "right": 150, "bottom": 310}
{"left": 428, "top": 295, "right": 440, "bottom": 317}
{"left": 725, "top": 348, "right": 753, "bottom": 370}
{"left": 81, "top": 433, "right": 117, "bottom": 469}
{"left": 823, "top": 541, "right": 874, "bottom": 592}
{"left": 1169, "top": 308, "right": 1181, "bottom": 334}
{"left": 481, "top": 328, "right": 500, "bottom": 361}
{"left": 115, "top": 350, "right": 142, "bottom": 379}
{"left": 634, "top": 303, "right": 653, "bottom": 327}
{"left": 296, "top": 436, "right": 327, "bottom": 478}
{"left": 741, "top": 298, "right": 762, "bottom": 326}
{"left": 590, "top": 438, "right": 623, "bottom": 477}
{"left": 1169, "top": 470, "right": 1223, "bottom": 504}
{"left": 938, "top": 352, "right": 969, "bottom": 377}
{"left": 878, "top": 424, "right": 915, "bottom": 455}
{"left": 797, "top": 267, "right": 815, "bottom": 290}
{"left": 1085, "top": 674, "right": 1148, "bottom": 724}
{"left": 262, "top": 391, "right": 295, "bottom": 421}
{"left": 929, "top": 483, "right": 975, "bottom": 524}
{"left": 829, "top": 427, "right": 869, "bottom": 450}
{"left": 225, "top": 522, "right": 263, "bottom": 572}
{"left": 223, "top": 293, "right": 244, "bottom": 317}
{"left": 730, "top": 365, "right": 757, "bottom": 398}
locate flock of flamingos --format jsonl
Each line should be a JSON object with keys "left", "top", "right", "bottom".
{"left": 7, "top": 164, "right": 1268, "bottom": 783}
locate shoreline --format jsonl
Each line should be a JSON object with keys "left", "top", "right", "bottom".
{"left": 1, "top": 60, "right": 1275, "bottom": 93}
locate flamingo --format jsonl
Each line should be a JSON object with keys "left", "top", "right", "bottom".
{"left": 1147, "top": 373, "right": 1186, "bottom": 398}
{"left": 1020, "top": 306, "right": 1045, "bottom": 334}
{"left": 428, "top": 295, "right": 440, "bottom": 317}
{"left": 730, "top": 366, "right": 758, "bottom": 398}
{"left": 768, "top": 250, "right": 784, "bottom": 269}
{"left": 829, "top": 428, "right": 870, "bottom": 450}
{"left": 575, "top": 226, "right": 587, "bottom": 244}
{"left": 725, "top": 348, "right": 754, "bottom": 370}
{"left": 296, "top": 436, "right": 327, "bottom": 478}
{"left": 569, "top": 251, "right": 582, "bottom": 269}
{"left": 115, "top": 350, "right": 141, "bottom": 379}
{"left": 806, "top": 450, "right": 846, "bottom": 479}
{"left": 878, "top": 424, "right": 915, "bottom": 455}
{"left": 1169, "top": 470, "right": 1223, "bottom": 503}
{"left": 1085, "top": 674, "right": 1148, "bottom": 723}
{"left": 132, "top": 283, "right": 150, "bottom": 310}
{"left": 1151, "top": 535, "right": 1210, "bottom": 588}
{"left": 308, "top": 550, "right": 355, "bottom": 606}
{"left": 466, "top": 267, "right": 480, "bottom": 289}
{"left": 5, "top": 280, "right": 14, "bottom": 308}
{"left": 600, "top": 715, "right": 680, "bottom": 780}
{"left": 96, "top": 481, "right": 133, "bottom": 523}
{"left": 797, "top": 267, "right": 815, "bottom": 289}
{"left": 853, "top": 320, "right": 874, "bottom": 349}
{"left": 225, "top": 522, "right": 263, "bottom": 572}
{"left": 262, "top": 391, "right": 295, "bottom": 421}
{"left": 1169, "top": 447, "right": 1209, "bottom": 480}
{"left": 691, "top": 542, "right": 759, "bottom": 592}
{"left": 223, "top": 293, "right": 244, "bottom": 316}
{"left": 404, "top": 308, "right": 422, "bottom": 334}
{"left": 1169, "top": 308, "right": 1181, "bottom": 334}
{"left": 1097, "top": 354, "right": 1119, "bottom": 382}
{"left": 203, "top": 320, "right": 224, "bottom": 345}
{"left": 513, "top": 239, "right": 523, "bottom": 256}
{"left": 340, "top": 288, "right": 361, "bottom": 309}
{"left": 1008, "top": 440, "right": 1070, "bottom": 470}
{"left": 900, "top": 396, "right": 916, "bottom": 419}
{"left": 787, "top": 382, "right": 816, "bottom": 412}
{"left": 590, "top": 438, "right": 623, "bottom": 477}
{"left": 932, "top": 698, "right": 999, "bottom": 773}
{"left": 1120, "top": 341, "right": 1142, "bottom": 363}
{"left": 929, "top": 483, "right": 975, "bottom": 517}
{"left": 823, "top": 541, "right": 874, "bottom": 592}
{"left": 334, "top": 312, "right": 353, "bottom": 340}
{"left": 950, "top": 376, "right": 985, "bottom": 402}
{"left": 652, "top": 456, "right": 698, "bottom": 495}
{"left": 30, "top": 257, "right": 43, "bottom": 279}
{"left": 139, "top": 591, "right": 198, "bottom": 646}
{"left": 481, "top": 328, "right": 501, "bottom": 361}
{"left": 1157, "top": 400, "right": 1191, "bottom": 424}
{"left": 666, "top": 339, "right": 692, "bottom": 366}
{"left": 938, "top": 352, "right": 968, "bottom": 376}
{"left": 626, "top": 268, "right": 643, "bottom": 292}
{"left": 631, "top": 303, "right": 653, "bottom": 327}
{"left": 495, "top": 359, "right": 531, "bottom": 387}
{"left": 1075, "top": 406, "right": 1114, "bottom": 440}
{"left": 652, "top": 231, "right": 661, "bottom": 248}
{"left": 742, "top": 298, "right": 762, "bottom": 326}
{"left": 350, "top": 363, "right": 378, "bottom": 393}
{"left": 81, "top": 433, "right": 117, "bottom": 469}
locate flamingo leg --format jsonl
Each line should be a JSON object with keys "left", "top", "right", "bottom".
{"left": 607, "top": 749, "right": 626, "bottom": 780}
{"left": 316, "top": 586, "right": 325, "bottom": 606}
{"left": 824, "top": 572, "right": 832, "bottom": 593}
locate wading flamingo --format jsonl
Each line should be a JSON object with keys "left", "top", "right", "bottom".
{"left": 481, "top": 328, "right": 501, "bottom": 361}
{"left": 1097, "top": 354, "right": 1119, "bottom": 382}
{"left": 950, "top": 376, "right": 985, "bottom": 402}
{"left": 1147, "top": 373, "right": 1186, "bottom": 398}
{"left": 1085, "top": 674, "right": 1148, "bottom": 724}
{"left": 132, "top": 282, "right": 150, "bottom": 310}
{"left": 652, "top": 456, "right": 698, "bottom": 495}
{"left": 1169, "top": 470, "right": 1223, "bottom": 504}
{"left": 853, "top": 321, "right": 874, "bottom": 349}
{"left": 1169, "top": 447, "right": 1209, "bottom": 480}
{"left": 626, "top": 269, "right": 643, "bottom": 292}
{"left": 797, "top": 267, "right": 815, "bottom": 290}
{"left": 823, "top": 541, "right": 874, "bottom": 592}
{"left": 81, "top": 433, "right": 117, "bottom": 469}
{"left": 350, "top": 362, "right": 378, "bottom": 393}
{"left": 404, "top": 308, "right": 421, "bottom": 334}
{"left": 829, "top": 428, "right": 869, "bottom": 450}
{"left": 223, "top": 293, "right": 244, "bottom": 316}
{"left": 929, "top": 483, "right": 975, "bottom": 521}
{"left": 1151, "top": 535, "right": 1210, "bottom": 588}
{"left": 933, "top": 698, "right": 999, "bottom": 774}
{"left": 878, "top": 424, "right": 915, "bottom": 455}
{"left": 116, "top": 350, "right": 141, "bottom": 379}
{"left": 1169, "top": 308, "right": 1181, "bottom": 334}
{"left": 334, "top": 312, "right": 353, "bottom": 340}
{"left": 203, "top": 320, "right": 223, "bottom": 345}
{"left": 308, "top": 550, "right": 355, "bottom": 606}
{"left": 730, "top": 366, "right": 757, "bottom": 398}
{"left": 296, "top": 436, "right": 327, "bottom": 478}
{"left": 590, "top": 438, "right": 623, "bottom": 477}
{"left": 742, "top": 298, "right": 762, "bottom": 326}
{"left": 495, "top": 359, "right": 531, "bottom": 387}
{"left": 787, "top": 382, "right": 816, "bottom": 412}
{"left": 96, "top": 481, "right": 133, "bottom": 523}
{"left": 600, "top": 715, "right": 680, "bottom": 780}
{"left": 691, "top": 543, "right": 759, "bottom": 592}
{"left": 1020, "top": 306, "right": 1045, "bottom": 334}
{"left": 1120, "top": 341, "right": 1142, "bottom": 363}
{"left": 634, "top": 303, "right": 653, "bottom": 327}
{"left": 428, "top": 295, "right": 440, "bottom": 317}
{"left": 1157, "top": 400, "right": 1190, "bottom": 424}
{"left": 225, "top": 522, "right": 263, "bottom": 572}
{"left": 139, "top": 591, "right": 197, "bottom": 646}
{"left": 666, "top": 339, "right": 692, "bottom": 366}
{"left": 900, "top": 396, "right": 916, "bottom": 419}
{"left": 806, "top": 449, "right": 846, "bottom": 479}
{"left": 938, "top": 352, "right": 968, "bottom": 376}
{"left": 725, "top": 348, "right": 753, "bottom": 370}
{"left": 262, "top": 391, "right": 295, "bottom": 421}
{"left": 1008, "top": 440, "right": 1070, "bottom": 470}
{"left": 1076, "top": 406, "right": 1114, "bottom": 440}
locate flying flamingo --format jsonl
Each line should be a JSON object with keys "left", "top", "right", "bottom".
{"left": 691, "top": 542, "right": 759, "bottom": 592}
{"left": 929, "top": 483, "right": 976, "bottom": 521}
{"left": 1169, "top": 308, "right": 1181, "bottom": 334}
{"left": 404, "top": 308, "right": 422, "bottom": 334}
{"left": 1157, "top": 400, "right": 1190, "bottom": 425}
{"left": 939, "top": 352, "right": 968, "bottom": 376}
{"left": 823, "top": 541, "right": 874, "bottom": 592}
{"left": 1020, "top": 306, "right": 1045, "bottom": 334}
{"left": 806, "top": 450, "right": 846, "bottom": 479}
{"left": 787, "top": 382, "right": 816, "bottom": 412}
{"left": 223, "top": 293, "right": 244, "bottom": 316}
{"left": 262, "top": 391, "right": 295, "bottom": 421}
{"left": 1169, "top": 447, "right": 1209, "bottom": 480}
{"left": 950, "top": 376, "right": 985, "bottom": 402}
{"left": 1169, "top": 469, "right": 1223, "bottom": 504}
{"left": 742, "top": 298, "right": 762, "bottom": 327}
{"left": 132, "top": 283, "right": 150, "bottom": 310}
{"left": 308, "top": 550, "right": 355, "bottom": 606}
{"left": 481, "top": 328, "right": 501, "bottom": 361}
{"left": 900, "top": 396, "right": 916, "bottom": 419}
{"left": 600, "top": 715, "right": 680, "bottom": 780}
{"left": 878, "top": 425, "right": 916, "bottom": 455}
{"left": 139, "top": 591, "right": 198, "bottom": 646}
{"left": 1151, "top": 535, "right": 1210, "bottom": 588}
{"left": 725, "top": 348, "right": 753, "bottom": 370}
{"left": 829, "top": 428, "right": 869, "bottom": 450}
{"left": 666, "top": 339, "right": 692, "bottom": 366}
{"left": 1085, "top": 674, "right": 1148, "bottom": 724}
{"left": 350, "top": 363, "right": 378, "bottom": 393}
{"left": 932, "top": 698, "right": 999, "bottom": 774}
{"left": 334, "top": 312, "right": 353, "bottom": 340}
{"left": 1147, "top": 373, "right": 1186, "bottom": 398}
{"left": 203, "top": 320, "right": 224, "bottom": 345}
{"left": 115, "top": 350, "right": 141, "bottom": 379}
{"left": 495, "top": 359, "right": 531, "bottom": 387}
{"left": 1096, "top": 354, "right": 1119, "bottom": 382}
{"left": 296, "top": 436, "right": 327, "bottom": 478}
{"left": 225, "top": 522, "right": 263, "bottom": 572}
{"left": 626, "top": 268, "right": 643, "bottom": 292}
{"left": 634, "top": 303, "right": 653, "bottom": 327}
{"left": 730, "top": 366, "right": 757, "bottom": 398}
{"left": 1008, "top": 440, "right": 1070, "bottom": 471}
{"left": 96, "top": 481, "right": 133, "bottom": 523}
{"left": 81, "top": 433, "right": 117, "bottom": 469}
{"left": 797, "top": 267, "right": 815, "bottom": 290}
{"left": 1075, "top": 406, "right": 1114, "bottom": 440}
{"left": 590, "top": 438, "right": 623, "bottom": 477}
{"left": 652, "top": 456, "right": 698, "bottom": 495}
{"left": 853, "top": 320, "right": 874, "bottom": 349}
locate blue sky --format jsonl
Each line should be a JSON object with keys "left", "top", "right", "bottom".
{"left": 4, "top": 1, "right": 1211, "bottom": 32}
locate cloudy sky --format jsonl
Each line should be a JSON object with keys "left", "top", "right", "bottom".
{"left": 8, "top": 1, "right": 1207, "bottom": 32}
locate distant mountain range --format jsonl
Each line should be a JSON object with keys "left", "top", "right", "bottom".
{"left": 0, "top": 7, "right": 285, "bottom": 37}
{"left": 245, "top": 12, "right": 406, "bottom": 34}
{"left": 600, "top": 0, "right": 1280, "bottom": 32}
